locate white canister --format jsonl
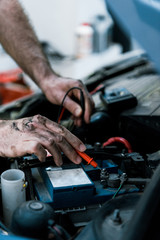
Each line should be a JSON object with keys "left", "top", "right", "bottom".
{"left": 75, "top": 23, "right": 94, "bottom": 58}
{"left": 1, "top": 169, "right": 27, "bottom": 226}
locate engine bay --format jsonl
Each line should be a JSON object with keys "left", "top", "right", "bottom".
{"left": 0, "top": 50, "right": 160, "bottom": 239}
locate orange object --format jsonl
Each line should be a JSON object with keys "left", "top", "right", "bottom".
{"left": 76, "top": 150, "right": 98, "bottom": 168}
{"left": 0, "top": 68, "right": 23, "bottom": 83}
{"left": 0, "top": 68, "right": 33, "bottom": 105}
{"left": 0, "top": 85, "right": 33, "bottom": 104}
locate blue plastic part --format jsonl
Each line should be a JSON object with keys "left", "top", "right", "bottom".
{"left": 105, "top": 0, "right": 160, "bottom": 73}
{"left": 37, "top": 166, "right": 95, "bottom": 208}
{"left": 34, "top": 161, "right": 138, "bottom": 209}
{"left": 0, "top": 236, "right": 33, "bottom": 240}
{"left": 82, "top": 159, "right": 118, "bottom": 181}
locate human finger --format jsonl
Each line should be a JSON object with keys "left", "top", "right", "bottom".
{"left": 42, "top": 118, "right": 86, "bottom": 152}
{"left": 84, "top": 94, "right": 95, "bottom": 123}
{"left": 39, "top": 129, "right": 83, "bottom": 165}
{"left": 28, "top": 124, "right": 83, "bottom": 165}
{"left": 22, "top": 115, "right": 86, "bottom": 164}
{"left": 20, "top": 141, "right": 47, "bottom": 162}
{"left": 72, "top": 116, "right": 82, "bottom": 127}
{"left": 26, "top": 128, "right": 63, "bottom": 166}
{"left": 62, "top": 94, "right": 82, "bottom": 119}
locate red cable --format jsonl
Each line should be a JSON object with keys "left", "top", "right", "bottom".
{"left": 103, "top": 137, "right": 133, "bottom": 153}
{"left": 57, "top": 107, "right": 65, "bottom": 123}
{"left": 89, "top": 83, "right": 104, "bottom": 95}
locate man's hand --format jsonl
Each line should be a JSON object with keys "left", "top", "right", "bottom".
{"left": 40, "top": 76, "right": 94, "bottom": 126}
{"left": 0, "top": 115, "right": 86, "bottom": 166}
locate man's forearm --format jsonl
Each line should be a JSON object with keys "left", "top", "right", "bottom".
{"left": 0, "top": 0, "right": 94, "bottom": 123}
{"left": 0, "top": 0, "right": 56, "bottom": 86}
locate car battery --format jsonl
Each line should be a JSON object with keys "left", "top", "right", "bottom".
{"left": 36, "top": 165, "right": 95, "bottom": 209}
{"left": 33, "top": 158, "right": 139, "bottom": 209}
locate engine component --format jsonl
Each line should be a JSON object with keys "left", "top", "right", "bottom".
{"left": 100, "top": 170, "right": 120, "bottom": 188}
{"left": 74, "top": 193, "right": 141, "bottom": 240}
{"left": 11, "top": 200, "right": 55, "bottom": 239}
{"left": 33, "top": 158, "right": 139, "bottom": 210}
{"left": 100, "top": 87, "right": 137, "bottom": 113}
{"left": 0, "top": 47, "right": 159, "bottom": 240}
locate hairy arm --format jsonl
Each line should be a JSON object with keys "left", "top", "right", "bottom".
{"left": 0, "top": 0, "right": 94, "bottom": 124}
{"left": 0, "top": 0, "right": 54, "bottom": 84}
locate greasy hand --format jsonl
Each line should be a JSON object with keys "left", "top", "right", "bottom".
{"left": 0, "top": 115, "right": 86, "bottom": 166}
{"left": 40, "top": 76, "right": 94, "bottom": 126}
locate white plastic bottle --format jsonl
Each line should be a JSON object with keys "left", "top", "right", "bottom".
{"left": 1, "top": 169, "right": 27, "bottom": 226}
{"left": 75, "top": 23, "right": 94, "bottom": 58}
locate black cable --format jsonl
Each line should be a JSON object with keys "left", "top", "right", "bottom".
{"left": 56, "top": 87, "right": 85, "bottom": 123}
